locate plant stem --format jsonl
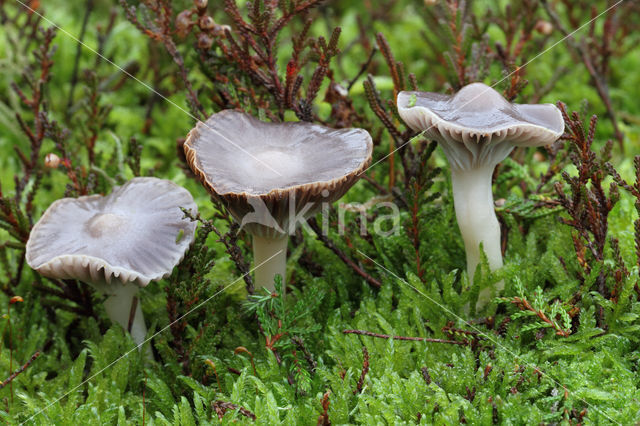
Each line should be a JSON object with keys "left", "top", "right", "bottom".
{"left": 252, "top": 234, "right": 288, "bottom": 293}
{"left": 450, "top": 166, "right": 504, "bottom": 307}
{"left": 0, "top": 351, "right": 40, "bottom": 390}
{"left": 103, "top": 285, "right": 152, "bottom": 358}
{"left": 307, "top": 218, "right": 382, "bottom": 288}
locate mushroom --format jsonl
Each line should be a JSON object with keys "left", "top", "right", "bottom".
{"left": 397, "top": 83, "right": 563, "bottom": 307}
{"left": 26, "top": 177, "right": 197, "bottom": 352}
{"left": 184, "top": 110, "right": 372, "bottom": 293}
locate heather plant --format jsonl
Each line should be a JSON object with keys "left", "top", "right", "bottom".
{"left": 1, "top": 0, "right": 640, "bottom": 424}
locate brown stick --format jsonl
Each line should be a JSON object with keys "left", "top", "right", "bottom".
{"left": 308, "top": 218, "right": 382, "bottom": 288}
{"left": 343, "top": 329, "right": 467, "bottom": 345}
{"left": 353, "top": 346, "right": 369, "bottom": 394}
{"left": 360, "top": 173, "right": 388, "bottom": 195}
{"left": 510, "top": 297, "right": 571, "bottom": 337}
{"left": 317, "top": 390, "right": 331, "bottom": 425}
{"left": 291, "top": 336, "right": 317, "bottom": 373}
{"left": 205, "top": 359, "right": 223, "bottom": 393}
{"left": 346, "top": 47, "right": 377, "bottom": 91}
{"left": 421, "top": 366, "right": 432, "bottom": 385}
{"left": 212, "top": 400, "right": 256, "bottom": 421}
{"left": 0, "top": 351, "right": 40, "bottom": 390}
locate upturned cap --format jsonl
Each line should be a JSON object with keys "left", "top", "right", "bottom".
{"left": 184, "top": 110, "right": 372, "bottom": 238}
{"left": 397, "top": 83, "right": 564, "bottom": 169}
{"left": 25, "top": 177, "right": 197, "bottom": 292}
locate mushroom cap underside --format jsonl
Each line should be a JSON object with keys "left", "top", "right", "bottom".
{"left": 25, "top": 177, "right": 198, "bottom": 288}
{"left": 397, "top": 83, "right": 564, "bottom": 146}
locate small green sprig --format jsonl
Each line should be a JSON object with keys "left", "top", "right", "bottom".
{"left": 499, "top": 279, "right": 572, "bottom": 337}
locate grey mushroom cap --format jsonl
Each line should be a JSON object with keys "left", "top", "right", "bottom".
{"left": 184, "top": 110, "right": 372, "bottom": 238}
{"left": 397, "top": 83, "right": 564, "bottom": 169}
{"left": 25, "top": 177, "right": 197, "bottom": 291}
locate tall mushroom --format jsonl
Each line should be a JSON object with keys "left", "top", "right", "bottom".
{"left": 26, "top": 177, "right": 197, "bottom": 351}
{"left": 184, "top": 110, "right": 372, "bottom": 293}
{"left": 397, "top": 83, "right": 563, "bottom": 307}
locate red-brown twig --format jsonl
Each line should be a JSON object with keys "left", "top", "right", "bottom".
{"left": 291, "top": 336, "right": 317, "bottom": 373}
{"left": 353, "top": 346, "right": 369, "bottom": 394}
{"left": 234, "top": 346, "right": 257, "bottom": 376}
{"left": 347, "top": 47, "right": 377, "bottom": 91}
{"left": 205, "top": 359, "right": 223, "bottom": 393}
{"left": 212, "top": 400, "right": 256, "bottom": 421}
{"left": 0, "top": 351, "right": 40, "bottom": 390}
{"left": 317, "top": 390, "right": 331, "bottom": 425}
{"left": 510, "top": 297, "right": 571, "bottom": 337}
{"left": 308, "top": 219, "right": 382, "bottom": 288}
{"left": 421, "top": 366, "right": 432, "bottom": 385}
{"left": 553, "top": 102, "right": 619, "bottom": 326}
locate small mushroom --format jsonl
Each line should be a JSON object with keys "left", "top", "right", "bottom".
{"left": 397, "top": 83, "right": 563, "bottom": 308}
{"left": 26, "top": 177, "right": 197, "bottom": 352}
{"left": 184, "top": 110, "right": 372, "bottom": 293}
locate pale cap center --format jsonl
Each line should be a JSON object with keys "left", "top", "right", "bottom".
{"left": 86, "top": 213, "right": 126, "bottom": 238}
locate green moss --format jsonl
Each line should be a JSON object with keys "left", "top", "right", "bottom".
{"left": 1, "top": 0, "right": 640, "bottom": 424}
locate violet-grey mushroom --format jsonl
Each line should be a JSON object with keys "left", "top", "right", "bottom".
{"left": 26, "top": 177, "right": 197, "bottom": 352}
{"left": 184, "top": 110, "right": 372, "bottom": 293}
{"left": 397, "top": 83, "right": 563, "bottom": 308}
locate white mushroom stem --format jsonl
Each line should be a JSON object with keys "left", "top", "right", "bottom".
{"left": 252, "top": 234, "right": 288, "bottom": 294}
{"left": 450, "top": 165, "right": 504, "bottom": 305}
{"left": 102, "top": 285, "right": 151, "bottom": 357}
